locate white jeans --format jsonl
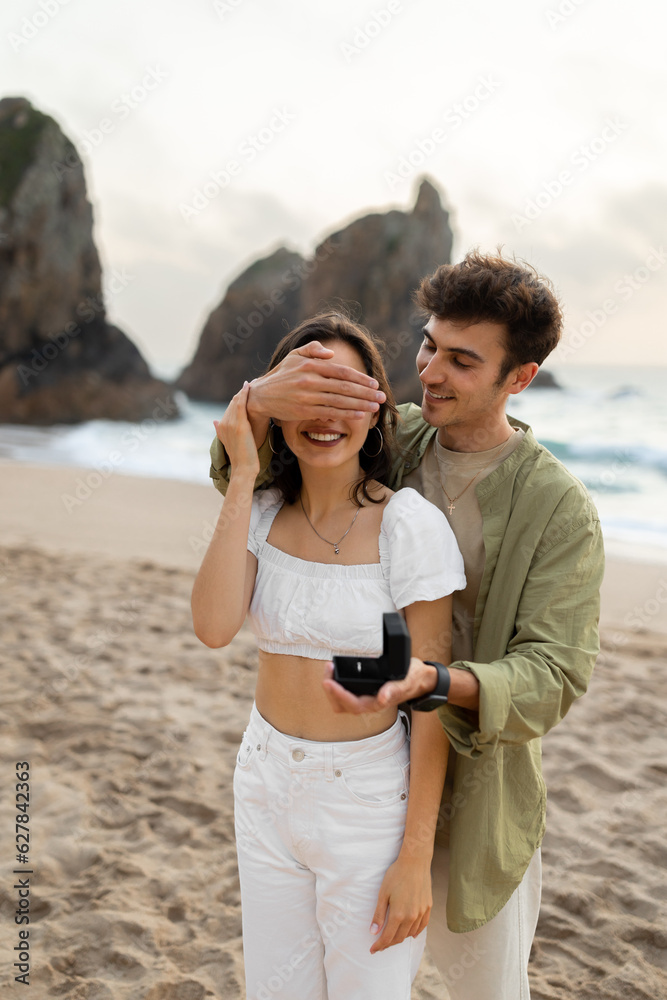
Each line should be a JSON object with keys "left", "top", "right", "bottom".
{"left": 427, "top": 844, "right": 542, "bottom": 1000}
{"left": 233, "top": 704, "right": 426, "bottom": 1000}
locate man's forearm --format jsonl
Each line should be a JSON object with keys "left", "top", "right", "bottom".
{"left": 411, "top": 661, "right": 480, "bottom": 711}
{"left": 448, "top": 666, "right": 480, "bottom": 710}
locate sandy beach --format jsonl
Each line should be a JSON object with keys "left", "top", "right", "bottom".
{"left": 1, "top": 459, "right": 666, "bottom": 999}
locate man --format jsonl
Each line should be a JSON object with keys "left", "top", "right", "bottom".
{"left": 209, "top": 250, "right": 604, "bottom": 999}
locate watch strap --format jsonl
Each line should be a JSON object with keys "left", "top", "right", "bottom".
{"left": 407, "top": 661, "right": 451, "bottom": 712}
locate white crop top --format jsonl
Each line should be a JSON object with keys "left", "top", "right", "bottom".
{"left": 242, "top": 487, "right": 466, "bottom": 660}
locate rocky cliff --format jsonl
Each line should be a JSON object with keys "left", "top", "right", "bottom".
{"left": 176, "top": 247, "right": 305, "bottom": 401}
{"left": 0, "top": 97, "right": 178, "bottom": 424}
{"left": 176, "top": 179, "right": 455, "bottom": 404}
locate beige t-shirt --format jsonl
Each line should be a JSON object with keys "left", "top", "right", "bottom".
{"left": 403, "top": 427, "right": 524, "bottom": 663}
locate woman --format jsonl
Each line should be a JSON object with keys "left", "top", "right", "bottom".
{"left": 191, "top": 313, "right": 465, "bottom": 1000}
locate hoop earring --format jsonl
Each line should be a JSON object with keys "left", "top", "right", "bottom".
{"left": 268, "top": 421, "right": 279, "bottom": 455}
{"left": 361, "top": 426, "right": 383, "bottom": 458}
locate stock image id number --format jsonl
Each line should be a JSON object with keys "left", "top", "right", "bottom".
{"left": 16, "top": 762, "right": 30, "bottom": 862}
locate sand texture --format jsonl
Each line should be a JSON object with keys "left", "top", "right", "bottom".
{"left": 1, "top": 461, "right": 666, "bottom": 998}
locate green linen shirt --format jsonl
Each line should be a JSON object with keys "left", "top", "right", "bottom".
{"left": 209, "top": 404, "right": 605, "bottom": 933}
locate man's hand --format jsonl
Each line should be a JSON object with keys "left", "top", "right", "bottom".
{"left": 245, "top": 340, "right": 386, "bottom": 445}
{"left": 322, "top": 659, "right": 481, "bottom": 713}
{"left": 322, "top": 658, "right": 439, "bottom": 714}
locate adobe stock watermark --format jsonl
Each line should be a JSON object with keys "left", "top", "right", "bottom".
{"left": 59, "top": 396, "right": 179, "bottom": 513}
{"left": 180, "top": 107, "right": 296, "bottom": 222}
{"left": 35, "top": 599, "right": 141, "bottom": 702}
{"left": 596, "top": 572, "right": 667, "bottom": 672}
{"left": 213, "top": 0, "right": 247, "bottom": 17}
{"left": 339, "top": 1, "right": 403, "bottom": 63}
{"left": 8, "top": 0, "right": 73, "bottom": 53}
{"left": 113, "top": 728, "right": 191, "bottom": 797}
{"left": 441, "top": 940, "right": 487, "bottom": 990}
{"left": 624, "top": 578, "right": 667, "bottom": 632}
{"left": 192, "top": 430, "right": 301, "bottom": 554}
{"left": 512, "top": 117, "right": 628, "bottom": 231}
{"left": 68, "top": 724, "right": 191, "bottom": 849}
{"left": 380, "top": 329, "right": 414, "bottom": 367}
{"left": 384, "top": 75, "right": 501, "bottom": 191}
{"left": 51, "top": 67, "right": 169, "bottom": 179}
{"left": 16, "top": 267, "right": 134, "bottom": 386}
{"left": 546, "top": 832, "right": 595, "bottom": 882}
{"left": 222, "top": 239, "right": 337, "bottom": 353}
{"left": 583, "top": 449, "right": 633, "bottom": 505}
{"left": 254, "top": 899, "right": 356, "bottom": 999}
{"left": 545, "top": 0, "right": 589, "bottom": 29}
{"left": 190, "top": 489, "right": 254, "bottom": 557}
{"left": 559, "top": 246, "right": 666, "bottom": 359}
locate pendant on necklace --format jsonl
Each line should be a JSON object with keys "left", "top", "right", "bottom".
{"left": 334, "top": 544, "right": 340, "bottom": 555}
{"left": 447, "top": 501, "right": 455, "bottom": 515}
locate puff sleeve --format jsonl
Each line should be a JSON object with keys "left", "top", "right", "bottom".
{"left": 379, "top": 488, "right": 466, "bottom": 608}
{"left": 245, "top": 487, "right": 283, "bottom": 557}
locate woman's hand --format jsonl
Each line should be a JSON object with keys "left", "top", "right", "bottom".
{"left": 213, "top": 382, "right": 260, "bottom": 480}
{"left": 369, "top": 855, "right": 432, "bottom": 953}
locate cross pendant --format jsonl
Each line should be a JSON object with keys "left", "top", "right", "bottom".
{"left": 447, "top": 501, "right": 455, "bottom": 515}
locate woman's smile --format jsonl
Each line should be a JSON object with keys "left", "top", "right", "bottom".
{"left": 302, "top": 429, "right": 347, "bottom": 446}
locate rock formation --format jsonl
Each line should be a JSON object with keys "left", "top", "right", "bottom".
{"left": 0, "top": 97, "right": 178, "bottom": 424}
{"left": 176, "top": 178, "right": 455, "bottom": 404}
{"left": 176, "top": 247, "right": 305, "bottom": 401}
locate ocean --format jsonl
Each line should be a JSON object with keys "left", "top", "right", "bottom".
{"left": 1, "top": 365, "right": 664, "bottom": 564}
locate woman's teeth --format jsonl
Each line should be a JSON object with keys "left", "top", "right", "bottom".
{"left": 306, "top": 432, "right": 343, "bottom": 441}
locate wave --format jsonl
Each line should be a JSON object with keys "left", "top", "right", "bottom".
{"left": 540, "top": 439, "right": 667, "bottom": 478}
{"left": 3, "top": 376, "right": 667, "bottom": 559}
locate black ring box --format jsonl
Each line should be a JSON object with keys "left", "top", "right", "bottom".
{"left": 332, "top": 612, "right": 411, "bottom": 695}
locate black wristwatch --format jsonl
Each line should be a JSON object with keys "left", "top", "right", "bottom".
{"left": 407, "top": 661, "right": 451, "bottom": 712}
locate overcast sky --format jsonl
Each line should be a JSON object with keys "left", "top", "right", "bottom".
{"left": 2, "top": 0, "right": 665, "bottom": 372}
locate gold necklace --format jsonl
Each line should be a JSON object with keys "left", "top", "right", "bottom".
{"left": 439, "top": 432, "right": 515, "bottom": 516}
{"left": 299, "top": 495, "right": 362, "bottom": 555}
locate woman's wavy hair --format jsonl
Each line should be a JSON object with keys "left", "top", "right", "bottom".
{"left": 265, "top": 311, "right": 398, "bottom": 506}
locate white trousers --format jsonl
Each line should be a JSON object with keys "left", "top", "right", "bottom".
{"left": 233, "top": 704, "right": 426, "bottom": 1000}
{"left": 427, "top": 844, "right": 542, "bottom": 1000}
